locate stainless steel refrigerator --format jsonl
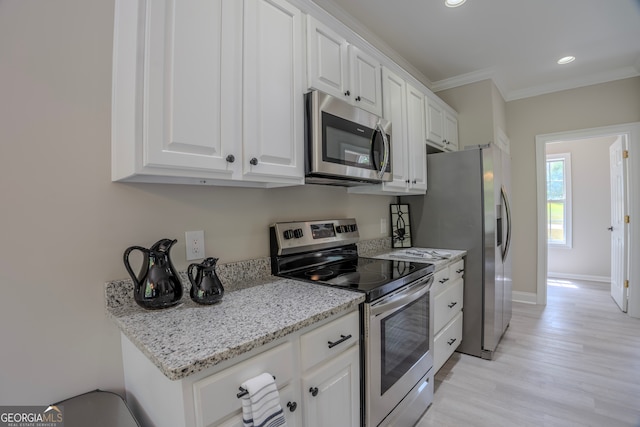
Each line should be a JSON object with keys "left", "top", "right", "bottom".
{"left": 402, "top": 144, "right": 512, "bottom": 359}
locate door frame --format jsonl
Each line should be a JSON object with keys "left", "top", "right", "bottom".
{"left": 535, "top": 122, "right": 640, "bottom": 317}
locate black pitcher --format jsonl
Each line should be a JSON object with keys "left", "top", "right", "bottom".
{"left": 123, "top": 238, "right": 183, "bottom": 309}
{"left": 187, "top": 257, "right": 224, "bottom": 305}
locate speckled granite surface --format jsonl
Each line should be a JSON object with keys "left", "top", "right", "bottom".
{"left": 357, "top": 237, "right": 392, "bottom": 257}
{"left": 106, "top": 274, "right": 364, "bottom": 381}
{"left": 371, "top": 247, "right": 466, "bottom": 270}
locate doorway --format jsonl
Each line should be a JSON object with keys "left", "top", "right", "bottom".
{"left": 535, "top": 123, "right": 639, "bottom": 317}
{"left": 544, "top": 136, "right": 616, "bottom": 282}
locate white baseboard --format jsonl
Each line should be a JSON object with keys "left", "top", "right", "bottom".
{"left": 547, "top": 272, "right": 609, "bottom": 283}
{"left": 512, "top": 291, "right": 537, "bottom": 304}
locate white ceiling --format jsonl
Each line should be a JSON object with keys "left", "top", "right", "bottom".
{"left": 313, "top": 0, "right": 640, "bottom": 100}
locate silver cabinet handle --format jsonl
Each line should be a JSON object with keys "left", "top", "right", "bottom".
{"left": 226, "top": 154, "right": 235, "bottom": 163}
{"left": 249, "top": 157, "right": 258, "bottom": 166}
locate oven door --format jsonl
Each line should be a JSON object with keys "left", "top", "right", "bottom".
{"left": 365, "top": 274, "right": 434, "bottom": 427}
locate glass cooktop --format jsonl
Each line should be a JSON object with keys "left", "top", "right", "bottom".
{"left": 281, "top": 257, "right": 434, "bottom": 302}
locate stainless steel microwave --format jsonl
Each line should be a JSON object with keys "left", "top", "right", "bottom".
{"left": 304, "top": 90, "right": 392, "bottom": 186}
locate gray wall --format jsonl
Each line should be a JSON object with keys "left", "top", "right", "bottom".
{"left": 507, "top": 77, "right": 640, "bottom": 295}
{"left": 0, "top": 1, "right": 393, "bottom": 404}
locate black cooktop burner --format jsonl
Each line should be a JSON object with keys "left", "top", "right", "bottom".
{"left": 283, "top": 257, "right": 433, "bottom": 301}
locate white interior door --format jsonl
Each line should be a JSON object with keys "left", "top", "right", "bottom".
{"left": 609, "top": 137, "right": 628, "bottom": 312}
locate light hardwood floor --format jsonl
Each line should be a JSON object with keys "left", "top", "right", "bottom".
{"left": 416, "top": 279, "right": 640, "bottom": 427}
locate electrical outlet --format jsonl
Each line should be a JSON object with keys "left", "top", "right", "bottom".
{"left": 380, "top": 218, "right": 387, "bottom": 234}
{"left": 185, "top": 230, "right": 205, "bottom": 261}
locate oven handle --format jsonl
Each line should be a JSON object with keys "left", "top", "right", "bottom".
{"left": 369, "top": 275, "right": 433, "bottom": 317}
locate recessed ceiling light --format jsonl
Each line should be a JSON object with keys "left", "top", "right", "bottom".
{"left": 557, "top": 56, "right": 576, "bottom": 65}
{"left": 445, "top": 0, "right": 466, "bottom": 7}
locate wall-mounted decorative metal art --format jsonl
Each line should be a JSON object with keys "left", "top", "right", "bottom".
{"left": 390, "top": 203, "right": 412, "bottom": 248}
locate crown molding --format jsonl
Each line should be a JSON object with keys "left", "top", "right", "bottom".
{"left": 506, "top": 66, "right": 640, "bottom": 101}
{"left": 432, "top": 64, "right": 640, "bottom": 102}
{"left": 431, "top": 67, "right": 509, "bottom": 100}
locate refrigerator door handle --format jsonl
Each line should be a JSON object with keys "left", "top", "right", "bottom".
{"left": 501, "top": 185, "right": 512, "bottom": 261}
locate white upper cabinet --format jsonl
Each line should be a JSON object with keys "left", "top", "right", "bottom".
{"left": 426, "top": 95, "right": 459, "bottom": 151}
{"left": 112, "top": 0, "right": 304, "bottom": 187}
{"left": 306, "top": 17, "right": 349, "bottom": 99}
{"left": 380, "top": 68, "right": 408, "bottom": 192}
{"left": 306, "top": 16, "right": 382, "bottom": 116}
{"left": 349, "top": 68, "right": 426, "bottom": 195}
{"left": 347, "top": 45, "right": 383, "bottom": 116}
{"left": 243, "top": 0, "right": 305, "bottom": 182}
{"left": 406, "top": 82, "right": 427, "bottom": 191}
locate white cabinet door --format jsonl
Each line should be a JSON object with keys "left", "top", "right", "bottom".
{"left": 348, "top": 45, "right": 382, "bottom": 116}
{"left": 350, "top": 69, "right": 427, "bottom": 195}
{"left": 425, "top": 96, "right": 445, "bottom": 149}
{"left": 306, "top": 16, "right": 349, "bottom": 101}
{"left": 143, "top": 0, "right": 242, "bottom": 177}
{"left": 215, "top": 385, "right": 299, "bottom": 427}
{"left": 306, "top": 17, "right": 382, "bottom": 116}
{"left": 444, "top": 111, "right": 459, "bottom": 151}
{"left": 381, "top": 68, "right": 409, "bottom": 191}
{"left": 243, "top": 0, "right": 304, "bottom": 183}
{"left": 301, "top": 345, "right": 360, "bottom": 427}
{"left": 406, "top": 83, "right": 427, "bottom": 191}
{"left": 426, "top": 95, "right": 458, "bottom": 151}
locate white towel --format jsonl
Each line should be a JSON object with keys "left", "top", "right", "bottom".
{"left": 241, "top": 373, "right": 287, "bottom": 427}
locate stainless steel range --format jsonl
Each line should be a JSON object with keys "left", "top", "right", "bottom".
{"left": 270, "top": 218, "right": 435, "bottom": 426}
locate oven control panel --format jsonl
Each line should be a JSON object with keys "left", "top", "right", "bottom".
{"left": 270, "top": 218, "right": 360, "bottom": 255}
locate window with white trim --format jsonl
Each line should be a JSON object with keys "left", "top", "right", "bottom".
{"left": 546, "top": 153, "right": 572, "bottom": 247}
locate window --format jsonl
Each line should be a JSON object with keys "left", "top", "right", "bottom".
{"left": 546, "top": 153, "right": 572, "bottom": 247}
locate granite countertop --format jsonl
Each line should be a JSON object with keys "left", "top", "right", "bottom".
{"left": 106, "top": 277, "right": 365, "bottom": 381}
{"left": 371, "top": 247, "right": 466, "bottom": 270}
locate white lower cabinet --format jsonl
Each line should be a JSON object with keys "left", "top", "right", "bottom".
{"left": 192, "top": 342, "right": 296, "bottom": 427}
{"left": 121, "top": 309, "right": 359, "bottom": 427}
{"left": 212, "top": 385, "right": 297, "bottom": 427}
{"left": 301, "top": 345, "right": 360, "bottom": 427}
{"left": 434, "top": 311, "right": 463, "bottom": 374}
{"left": 299, "top": 310, "right": 360, "bottom": 427}
{"left": 432, "top": 258, "right": 465, "bottom": 373}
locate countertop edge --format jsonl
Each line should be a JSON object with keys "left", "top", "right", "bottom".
{"left": 107, "top": 280, "right": 365, "bottom": 381}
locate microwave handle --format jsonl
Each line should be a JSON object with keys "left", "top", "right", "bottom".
{"left": 375, "top": 122, "right": 390, "bottom": 179}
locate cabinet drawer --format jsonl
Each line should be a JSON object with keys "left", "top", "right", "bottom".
{"left": 432, "top": 267, "right": 451, "bottom": 295}
{"left": 433, "top": 278, "right": 463, "bottom": 333}
{"left": 300, "top": 311, "right": 359, "bottom": 372}
{"left": 193, "top": 342, "right": 294, "bottom": 427}
{"left": 450, "top": 259, "right": 465, "bottom": 281}
{"left": 433, "top": 311, "right": 463, "bottom": 373}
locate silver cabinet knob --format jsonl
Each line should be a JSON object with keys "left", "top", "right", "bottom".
{"left": 249, "top": 157, "right": 258, "bottom": 166}
{"left": 225, "top": 154, "right": 235, "bottom": 163}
